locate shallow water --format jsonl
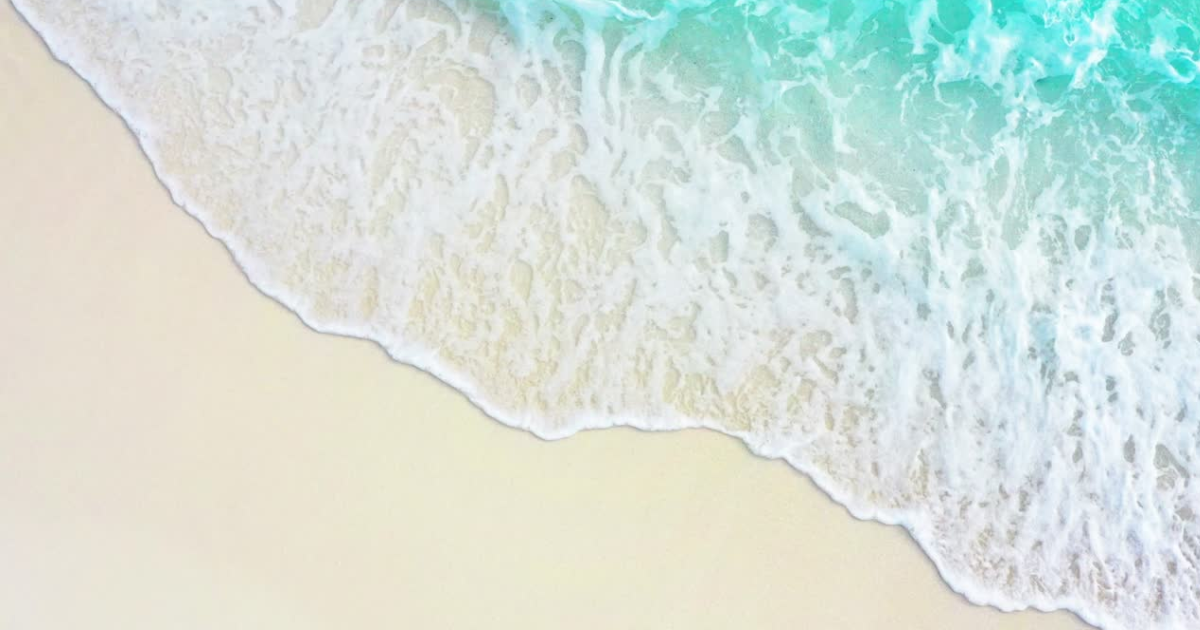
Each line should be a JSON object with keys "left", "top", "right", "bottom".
{"left": 12, "top": 0, "right": 1200, "bottom": 627}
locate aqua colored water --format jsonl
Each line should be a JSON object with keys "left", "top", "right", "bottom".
{"left": 13, "top": 0, "right": 1199, "bottom": 627}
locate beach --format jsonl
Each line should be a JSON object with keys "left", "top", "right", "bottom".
{"left": 0, "top": 4, "right": 1095, "bottom": 628}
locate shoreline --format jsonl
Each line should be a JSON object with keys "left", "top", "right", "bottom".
{"left": 1, "top": 4, "right": 1094, "bottom": 629}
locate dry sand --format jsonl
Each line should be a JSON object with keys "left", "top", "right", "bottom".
{"left": 0, "top": 4, "right": 1093, "bottom": 629}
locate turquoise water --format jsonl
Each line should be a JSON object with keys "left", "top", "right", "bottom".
{"left": 13, "top": 0, "right": 1200, "bottom": 628}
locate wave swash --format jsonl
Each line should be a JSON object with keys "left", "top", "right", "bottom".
{"left": 14, "top": 0, "right": 1200, "bottom": 627}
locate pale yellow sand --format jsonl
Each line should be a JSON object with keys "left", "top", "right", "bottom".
{"left": 0, "top": 6, "right": 1094, "bottom": 629}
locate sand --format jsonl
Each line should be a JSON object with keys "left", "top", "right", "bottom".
{"left": 0, "top": 5, "right": 1094, "bottom": 629}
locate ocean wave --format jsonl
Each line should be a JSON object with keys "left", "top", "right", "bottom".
{"left": 13, "top": 0, "right": 1200, "bottom": 627}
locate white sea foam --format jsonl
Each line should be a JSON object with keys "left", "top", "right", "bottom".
{"left": 13, "top": 0, "right": 1200, "bottom": 627}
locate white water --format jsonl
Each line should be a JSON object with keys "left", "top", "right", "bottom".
{"left": 13, "top": 1, "right": 1200, "bottom": 628}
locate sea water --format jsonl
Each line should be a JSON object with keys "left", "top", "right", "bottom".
{"left": 12, "top": 0, "right": 1200, "bottom": 627}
